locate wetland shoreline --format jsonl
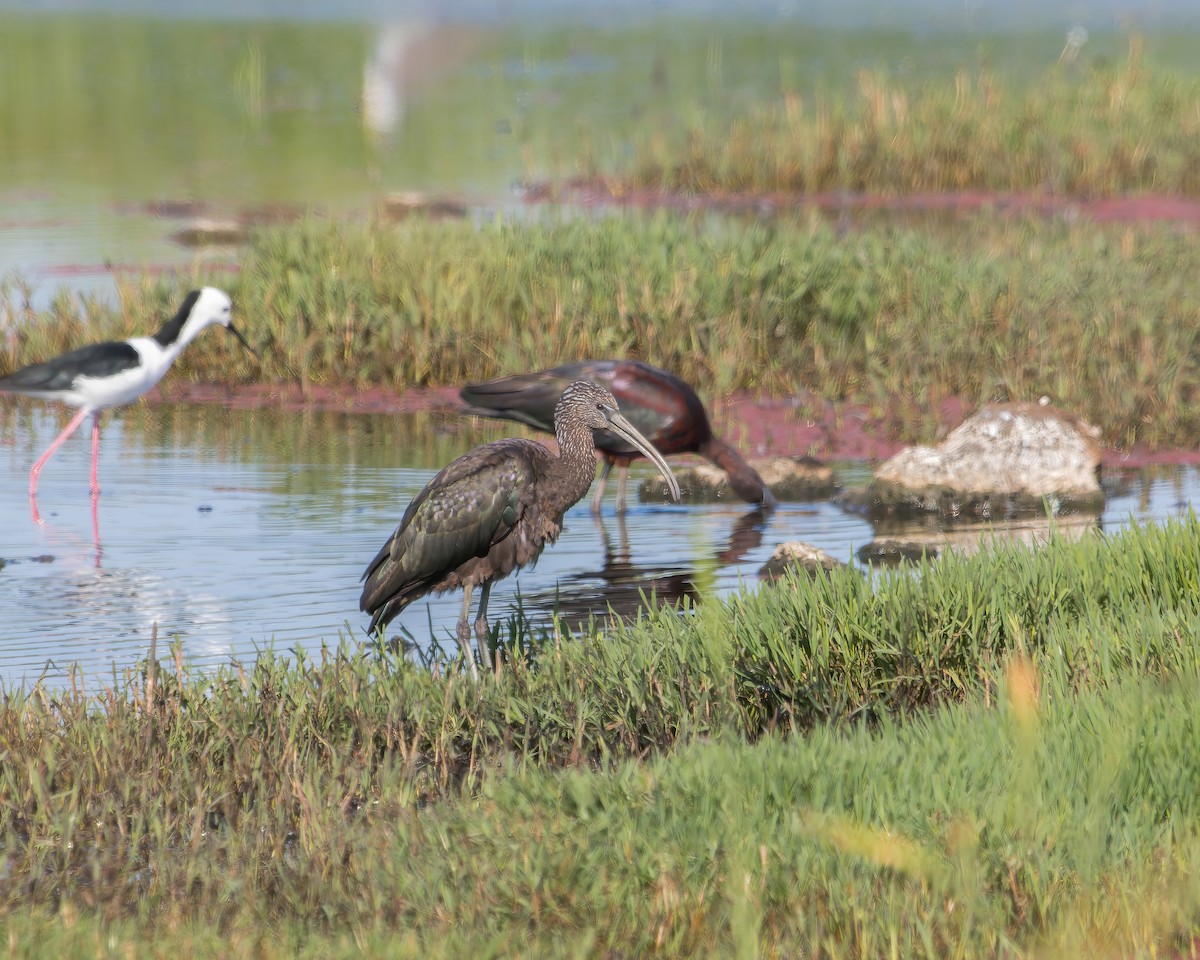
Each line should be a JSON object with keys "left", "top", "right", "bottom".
{"left": 153, "top": 380, "right": 1200, "bottom": 468}
{"left": 525, "top": 180, "right": 1200, "bottom": 225}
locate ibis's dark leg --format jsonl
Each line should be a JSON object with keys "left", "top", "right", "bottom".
{"left": 613, "top": 510, "right": 631, "bottom": 562}
{"left": 590, "top": 461, "right": 613, "bottom": 514}
{"left": 615, "top": 465, "right": 631, "bottom": 514}
{"left": 473, "top": 582, "right": 492, "bottom": 670}
{"left": 457, "top": 585, "right": 479, "bottom": 679}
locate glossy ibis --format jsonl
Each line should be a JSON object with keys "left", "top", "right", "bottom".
{"left": 460, "top": 360, "right": 775, "bottom": 512}
{"left": 360, "top": 379, "right": 681, "bottom": 674}
{"left": 0, "top": 287, "right": 255, "bottom": 515}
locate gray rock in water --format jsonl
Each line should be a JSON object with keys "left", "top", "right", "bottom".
{"left": 760, "top": 541, "right": 849, "bottom": 580}
{"left": 639, "top": 455, "right": 835, "bottom": 504}
{"left": 755, "top": 455, "right": 837, "bottom": 500}
{"left": 168, "top": 219, "right": 247, "bottom": 247}
{"left": 844, "top": 401, "right": 1104, "bottom": 521}
{"left": 382, "top": 191, "right": 469, "bottom": 220}
{"left": 857, "top": 513, "right": 1100, "bottom": 566}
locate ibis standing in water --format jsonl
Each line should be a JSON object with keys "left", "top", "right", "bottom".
{"left": 460, "top": 359, "right": 775, "bottom": 512}
{"left": 360, "top": 379, "right": 682, "bottom": 674}
{"left": 0, "top": 287, "right": 255, "bottom": 515}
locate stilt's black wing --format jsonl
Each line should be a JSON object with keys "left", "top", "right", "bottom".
{"left": 0, "top": 342, "right": 139, "bottom": 394}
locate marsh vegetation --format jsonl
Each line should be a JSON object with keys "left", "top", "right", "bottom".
{"left": 4, "top": 13, "right": 1200, "bottom": 956}
{"left": 614, "top": 45, "right": 1200, "bottom": 196}
{"left": 6, "top": 208, "right": 1200, "bottom": 450}
{"left": 2, "top": 517, "right": 1199, "bottom": 955}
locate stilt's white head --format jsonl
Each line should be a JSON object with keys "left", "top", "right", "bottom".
{"left": 155, "top": 287, "right": 255, "bottom": 356}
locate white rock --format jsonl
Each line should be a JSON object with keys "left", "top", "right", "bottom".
{"left": 874, "top": 402, "right": 1102, "bottom": 500}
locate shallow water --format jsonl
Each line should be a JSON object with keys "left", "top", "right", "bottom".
{"left": 3, "top": 2, "right": 1199, "bottom": 305}
{"left": 1, "top": 402, "right": 1196, "bottom": 688}
{"left": 4, "top": 2, "right": 1200, "bottom": 686}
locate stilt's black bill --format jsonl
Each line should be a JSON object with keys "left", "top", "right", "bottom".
{"left": 227, "top": 322, "right": 259, "bottom": 359}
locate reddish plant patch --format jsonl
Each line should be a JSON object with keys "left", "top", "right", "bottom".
{"left": 525, "top": 179, "right": 1200, "bottom": 227}
{"left": 154, "top": 381, "right": 1200, "bottom": 468}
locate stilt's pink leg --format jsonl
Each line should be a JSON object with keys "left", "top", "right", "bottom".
{"left": 91, "top": 487, "right": 102, "bottom": 567}
{"left": 90, "top": 412, "right": 102, "bottom": 497}
{"left": 29, "top": 406, "right": 90, "bottom": 500}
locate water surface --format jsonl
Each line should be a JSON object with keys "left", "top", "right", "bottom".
{"left": 4, "top": 2, "right": 1200, "bottom": 686}
{"left": 0, "top": 403, "right": 873, "bottom": 685}
{"left": 3, "top": 2, "right": 1200, "bottom": 304}
{"left": 1, "top": 402, "right": 1196, "bottom": 689}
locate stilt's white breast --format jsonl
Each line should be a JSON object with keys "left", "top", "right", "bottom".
{"left": 74, "top": 338, "right": 172, "bottom": 409}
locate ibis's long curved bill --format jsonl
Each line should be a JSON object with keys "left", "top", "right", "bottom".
{"left": 227, "top": 322, "right": 259, "bottom": 359}
{"left": 601, "top": 408, "right": 681, "bottom": 503}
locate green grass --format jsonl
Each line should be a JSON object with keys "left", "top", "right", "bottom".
{"left": 615, "top": 43, "right": 1200, "bottom": 196}
{"left": 2, "top": 668, "right": 1198, "bottom": 955}
{"left": 2, "top": 517, "right": 1199, "bottom": 953}
{"left": 4, "top": 211, "right": 1200, "bottom": 451}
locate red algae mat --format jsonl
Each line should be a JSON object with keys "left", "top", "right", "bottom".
{"left": 155, "top": 382, "right": 1200, "bottom": 469}
{"left": 524, "top": 180, "right": 1200, "bottom": 227}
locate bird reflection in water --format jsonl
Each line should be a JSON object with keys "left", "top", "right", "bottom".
{"left": 535, "top": 506, "right": 772, "bottom": 630}
{"left": 89, "top": 496, "right": 102, "bottom": 568}
{"left": 31, "top": 503, "right": 103, "bottom": 570}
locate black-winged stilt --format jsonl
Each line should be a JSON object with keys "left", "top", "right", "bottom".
{"left": 0, "top": 287, "right": 255, "bottom": 514}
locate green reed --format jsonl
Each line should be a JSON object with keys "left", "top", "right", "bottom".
{"left": 1, "top": 516, "right": 1198, "bottom": 954}
{"left": 616, "top": 43, "right": 1200, "bottom": 196}
{"left": 2, "top": 662, "right": 1198, "bottom": 954}
{"left": 4, "top": 210, "right": 1200, "bottom": 451}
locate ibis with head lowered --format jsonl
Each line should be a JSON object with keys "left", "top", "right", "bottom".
{"left": 460, "top": 359, "right": 774, "bottom": 513}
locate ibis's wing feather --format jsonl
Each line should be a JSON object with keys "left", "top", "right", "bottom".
{"left": 359, "top": 440, "right": 539, "bottom": 616}
{"left": 459, "top": 360, "right": 703, "bottom": 459}
{"left": 458, "top": 402, "right": 553, "bottom": 432}
{"left": 458, "top": 363, "right": 603, "bottom": 433}
{"left": 592, "top": 360, "right": 706, "bottom": 456}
